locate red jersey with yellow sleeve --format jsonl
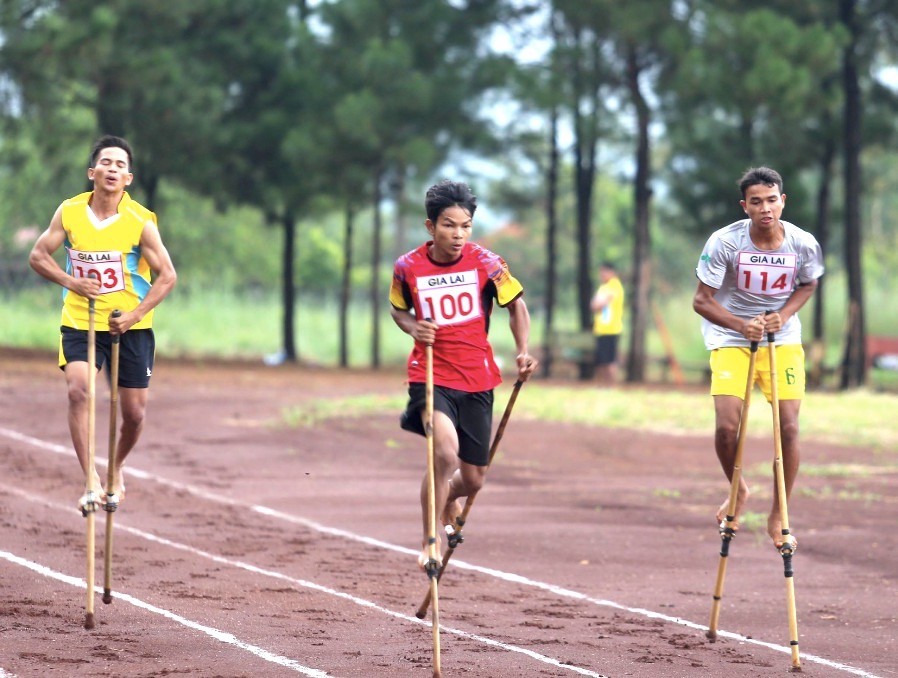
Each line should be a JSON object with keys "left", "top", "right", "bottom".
{"left": 389, "top": 241, "right": 524, "bottom": 392}
{"left": 60, "top": 191, "right": 157, "bottom": 331}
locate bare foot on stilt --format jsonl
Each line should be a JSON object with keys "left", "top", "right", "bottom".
{"left": 441, "top": 496, "right": 463, "bottom": 530}
{"left": 767, "top": 514, "right": 798, "bottom": 551}
{"left": 78, "top": 472, "right": 104, "bottom": 514}
{"left": 716, "top": 488, "right": 749, "bottom": 532}
{"left": 418, "top": 538, "right": 442, "bottom": 571}
{"left": 89, "top": 471, "right": 103, "bottom": 493}
{"left": 107, "top": 468, "right": 126, "bottom": 505}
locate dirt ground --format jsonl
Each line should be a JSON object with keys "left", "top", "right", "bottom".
{"left": 0, "top": 347, "right": 895, "bottom": 677}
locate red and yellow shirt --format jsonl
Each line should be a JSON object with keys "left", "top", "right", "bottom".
{"left": 390, "top": 241, "right": 524, "bottom": 392}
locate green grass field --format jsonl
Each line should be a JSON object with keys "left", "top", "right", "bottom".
{"left": 0, "top": 287, "right": 414, "bottom": 366}
{"left": 274, "top": 381, "right": 897, "bottom": 454}
{"left": 3, "top": 285, "right": 897, "bottom": 440}
{"left": 4, "top": 283, "right": 896, "bottom": 386}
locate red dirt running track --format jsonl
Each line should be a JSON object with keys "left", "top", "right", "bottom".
{"left": 0, "top": 348, "right": 895, "bottom": 677}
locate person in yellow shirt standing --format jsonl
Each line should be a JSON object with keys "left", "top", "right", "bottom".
{"left": 590, "top": 262, "right": 625, "bottom": 384}
{"left": 29, "top": 135, "right": 177, "bottom": 508}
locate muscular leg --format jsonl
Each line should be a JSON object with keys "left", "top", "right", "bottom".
{"left": 64, "top": 361, "right": 103, "bottom": 492}
{"left": 713, "top": 394, "right": 751, "bottom": 527}
{"left": 768, "top": 399, "right": 802, "bottom": 547}
{"left": 419, "top": 410, "right": 459, "bottom": 566}
{"left": 444, "top": 461, "right": 487, "bottom": 526}
{"left": 108, "top": 386, "right": 149, "bottom": 500}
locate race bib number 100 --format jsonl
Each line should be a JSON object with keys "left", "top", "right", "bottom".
{"left": 736, "top": 251, "right": 797, "bottom": 296}
{"left": 416, "top": 270, "right": 482, "bottom": 326}
{"left": 68, "top": 248, "right": 126, "bottom": 294}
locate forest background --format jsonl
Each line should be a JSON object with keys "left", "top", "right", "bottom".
{"left": 1, "top": 0, "right": 897, "bottom": 390}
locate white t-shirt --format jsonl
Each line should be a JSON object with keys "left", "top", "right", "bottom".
{"left": 695, "top": 219, "right": 824, "bottom": 349}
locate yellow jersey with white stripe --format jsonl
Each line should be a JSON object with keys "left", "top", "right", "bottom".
{"left": 592, "top": 276, "right": 624, "bottom": 336}
{"left": 60, "top": 191, "right": 157, "bottom": 331}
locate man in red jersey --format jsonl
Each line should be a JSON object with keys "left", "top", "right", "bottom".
{"left": 390, "top": 180, "right": 538, "bottom": 567}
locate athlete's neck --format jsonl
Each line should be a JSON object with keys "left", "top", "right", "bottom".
{"left": 427, "top": 243, "right": 461, "bottom": 264}
{"left": 749, "top": 220, "right": 784, "bottom": 251}
{"left": 89, "top": 190, "right": 124, "bottom": 221}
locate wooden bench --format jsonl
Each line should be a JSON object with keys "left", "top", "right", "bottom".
{"left": 866, "top": 335, "right": 898, "bottom": 371}
{"left": 664, "top": 359, "right": 712, "bottom": 385}
{"left": 543, "top": 329, "right": 596, "bottom": 379}
{"left": 541, "top": 330, "right": 711, "bottom": 383}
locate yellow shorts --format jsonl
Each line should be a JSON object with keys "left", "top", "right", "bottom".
{"left": 709, "top": 344, "right": 805, "bottom": 402}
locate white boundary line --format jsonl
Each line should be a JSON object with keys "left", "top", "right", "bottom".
{"left": 0, "top": 548, "right": 331, "bottom": 677}
{"left": 0, "top": 486, "right": 606, "bottom": 678}
{"left": 253, "top": 506, "right": 884, "bottom": 678}
{"left": 0, "top": 425, "right": 884, "bottom": 678}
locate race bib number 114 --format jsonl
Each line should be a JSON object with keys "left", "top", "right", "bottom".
{"left": 737, "top": 251, "right": 797, "bottom": 295}
{"left": 68, "top": 248, "right": 126, "bottom": 294}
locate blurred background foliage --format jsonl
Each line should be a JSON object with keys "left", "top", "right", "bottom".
{"left": 1, "top": 0, "right": 897, "bottom": 388}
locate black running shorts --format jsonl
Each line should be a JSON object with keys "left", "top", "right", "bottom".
{"left": 400, "top": 383, "right": 494, "bottom": 466}
{"left": 59, "top": 326, "right": 156, "bottom": 388}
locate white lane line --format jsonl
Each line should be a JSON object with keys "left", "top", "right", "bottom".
{"left": 0, "top": 486, "right": 606, "bottom": 678}
{"left": 253, "top": 507, "right": 883, "bottom": 678}
{"left": 0, "top": 549, "right": 332, "bottom": 677}
{"left": 0, "top": 425, "right": 884, "bottom": 678}
{"left": 123, "top": 524, "right": 606, "bottom": 677}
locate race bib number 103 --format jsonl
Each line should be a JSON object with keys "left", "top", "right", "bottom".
{"left": 68, "top": 248, "right": 126, "bottom": 294}
{"left": 416, "top": 270, "right": 482, "bottom": 326}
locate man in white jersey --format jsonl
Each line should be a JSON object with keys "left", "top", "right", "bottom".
{"left": 693, "top": 166, "right": 824, "bottom": 550}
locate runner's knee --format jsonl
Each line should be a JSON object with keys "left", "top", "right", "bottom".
{"left": 66, "top": 381, "right": 88, "bottom": 407}
{"left": 119, "top": 401, "right": 146, "bottom": 429}
{"left": 715, "top": 425, "right": 738, "bottom": 450}
{"left": 779, "top": 419, "right": 800, "bottom": 448}
{"left": 434, "top": 444, "right": 458, "bottom": 473}
{"left": 459, "top": 464, "right": 486, "bottom": 494}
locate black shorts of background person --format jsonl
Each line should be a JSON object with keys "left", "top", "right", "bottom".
{"left": 595, "top": 334, "right": 620, "bottom": 369}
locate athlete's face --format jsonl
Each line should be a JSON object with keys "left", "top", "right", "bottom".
{"left": 740, "top": 183, "right": 786, "bottom": 231}
{"left": 88, "top": 147, "right": 133, "bottom": 195}
{"left": 426, "top": 205, "right": 472, "bottom": 263}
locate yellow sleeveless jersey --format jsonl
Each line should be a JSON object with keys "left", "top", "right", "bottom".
{"left": 60, "top": 191, "right": 157, "bottom": 331}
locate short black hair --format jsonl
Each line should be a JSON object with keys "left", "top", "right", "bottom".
{"left": 738, "top": 166, "right": 783, "bottom": 198}
{"left": 424, "top": 180, "right": 477, "bottom": 223}
{"left": 89, "top": 135, "right": 133, "bottom": 171}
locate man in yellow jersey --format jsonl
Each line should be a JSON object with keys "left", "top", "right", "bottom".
{"left": 29, "top": 135, "right": 177, "bottom": 510}
{"left": 590, "top": 262, "right": 625, "bottom": 384}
